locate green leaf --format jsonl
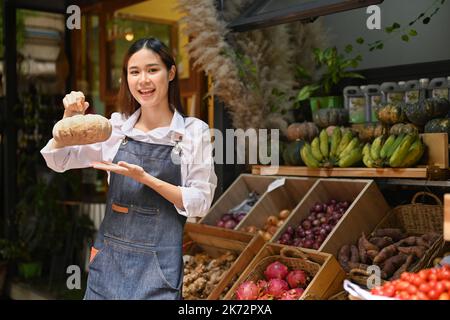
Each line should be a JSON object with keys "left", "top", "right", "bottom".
{"left": 423, "top": 17, "right": 431, "bottom": 24}
{"left": 385, "top": 26, "right": 394, "bottom": 33}
{"left": 409, "top": 29, "right": 418, "bottom": 36}
{"left": 345, "top": 44, "right": 353, "bottom": 53}
{"left": 401, "top": 34, "right": 409, "bottom": 42}
{"left": 296, "top": 85, "right": 320, "bottom": 102}
{"left": 341, "top": 72, "right": 365, "bottom": 79}
{"left": 356, "top": 37, "right": 364, "bottom": 44}
{"left": 369, "top": 47, "right": 376, "bottom": 52}
{"left": 295, "top": 65, "right": 312, "bottom": 80}
{"left": 392, "top": 22, "right": 401, "bottom": 29}
{"left": 376, "top": 43, "right": 384, "bottom": 50}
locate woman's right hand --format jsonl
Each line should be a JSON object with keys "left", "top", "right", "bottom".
{"left": 63, "top": 91, "right": 89, "bottom": 118}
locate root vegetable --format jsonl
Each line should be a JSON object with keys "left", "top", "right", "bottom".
{"left": 366, "top": 250, "right": 379, "bottom": 262}
{"left": 267, "top": 215, "right": 279, "bottom": 226}
{"left": 279, "top": 210, "right": 291, "bottom": 219}
{"left": 372, "top": 228, "right": 406, "bottom": 242}
{"left": 382, "top": 254, "right": 408, "bottom": 278}
{"left": 394, "top": 236, "right": 418, "bottom": 247}
{"left": 350, "top": 245, "right": 360, "bottom": 263}
{"left": 390, "top": 255, "right": 415, "bottom": 280}
{"left": 369, "top": 236, "right": 393, "bottom": 249}
{"left": 397, "top": 246, "right": 427, "bottom": 259}
{"left": 358, "top": 237, "right": 368, "bottom": 264}
{"left": 373, "top": 244, "right": 398, "bottom": 265}
{"left": 361, "top": 233, "right": 379, "bottom": 251}
{"left": 338, "top": 245, "right": 351, "bottom": 272}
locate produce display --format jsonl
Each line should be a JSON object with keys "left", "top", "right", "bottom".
{"left": 242, "top": 209, "right": 292, "bottom": 241}
{"left": 53, "top": 114, "right": 112, "bottom": 146}
{"left": 338, "top": 229, "right": 441, "bottom": 280}
{"left": 277, "top": 200, "right": 351, "bottom": 249}
{"left": 370, "top": 264, "right": 450, "bottom": 300}
{"left": 234, "top": 261, "right": 311, "bottom": 300}
{"left": 283, "top": 140, "right": 305, "bottom": 166}
{"left": 215, "top": 192, "right": 260, "bottom": 229}
{"left": 403, "top": 98, "right": 450, "bottom": 126}
{"left": 301, "top": 127, "right": 363, "bottom": 168}
{"left": 362, "top": 133, "right": 424, "bottom": 168}
{"left": 376, "top": 102, "right": 406, "bottom": 125}
{"left": 286, "top": 122, "right": 319, "bottom": 142}
{"left": 424, "top": 117, "right": 450, "bottom": 135}
{"left": 313, "top": 108, "right": 349, "bottom": 128}
{"left": 183, "top": 251, "right": 237, "bottom": 300}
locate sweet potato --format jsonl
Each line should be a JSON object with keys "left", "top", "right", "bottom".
{"left": 394, "top": 236, "right": 418, "bottom": 247}
{"left": 416, "top": 232, "right": 440, "bottom": 248}
{"left": 382, "top": 254, "right": 407, "bottom": 278}
{"left": 366, "top": 249, "right": 379, "bottom": 262}
{"left": 338, "top": 245, "right": 351, "bottom": 272}
{"left": 350, "top": 245, "right": 360, "bottom": 263}
{"left": 358, "top": 237, "right": 368, "bottom": 264}
{"left": 369, "top": 236, "right": 393, "bottom": 249}
{"left": 373, "top": 244, "right": 398, "bottom": 265}
{"left": 348, "top": 262, "right": 388, "bottom": 279}
{"left": 397, "top": 246, "right": 427, "bottom": 259}
{"left": 390, "top": 255, "right": 415, "bottom": 280}
{"left": 372, "top": 228, "right": 406, "bottom": 241}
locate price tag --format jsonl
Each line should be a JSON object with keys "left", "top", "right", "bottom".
{"left": 267, "top": 178, "right": 285, "bottom": 193}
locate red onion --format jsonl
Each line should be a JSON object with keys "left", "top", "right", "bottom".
{"left": 221, "top": 213, "right": 233, "bottom": 222}
{"left": 224, "top": 219, "right": 237, "bottom": 229}
{"left": 303, "top": 240, "right": 313, "bottom": 248}
{"left": 236, "top": 281, "right": 259, "bottom": 300}
{"left": 302, "top": 220, "right": 312, "bottom": 230}
{"left": 264, "top": 261, "right": 289, "bottom": 280}
{"left": 286, "top": 226, "right": 294, "bottom": 235}
{"left": 286, "top": 270, "right": 308, "bottom": 289}
{"left": 267, "top": 278, "right": 289, "bottom": 298}
{"left": 216, "top": 220, "right": 225, "bottom": 227}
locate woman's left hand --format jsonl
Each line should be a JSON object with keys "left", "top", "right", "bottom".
{"left": 91, "top": 161, "right": 147, "bottom": 183}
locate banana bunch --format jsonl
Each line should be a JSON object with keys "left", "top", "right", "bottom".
{"left": 362, "top": 133, "right": 425, "bottom": 168}
{"left": 300, "top": 127, "right": 363, "bottom": 168}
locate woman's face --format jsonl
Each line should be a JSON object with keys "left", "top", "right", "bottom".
{"left": 127, "top": 48, "right": 175, "bottom": 110}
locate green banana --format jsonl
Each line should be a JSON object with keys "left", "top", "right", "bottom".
{"left": 339, "top": 137, "right": 359, "bottom": 159}
{"left": 362, "top": 142, "right": 371, "bottom": 157}
{"left": 319, "top": 130, "right": 329, "bottom": 159}
{"left": 363, "top": 153, "right": 375, "bottom": 168}
{"left": 389, "top": 134, "right": 416, "bottom": 167}
{"left": 386, "top": 133, "right": 406, "bottom": 158}
{"left": 380, "top": 135, "right": 396, "bottom": 159}
{"left": 370, "top": 136, "right": 383, "bottom": 161}
{"left": 301, "top": 144, "right": 320, "bottom": 168}
{"left": 400, "top": 137, "right": 425, "bottom": 167}
{"left": 330, "top": 127, "right": 342, "bottom": 158}
{"left": 311, "top": 137, "right": 324, "bottom": 162}
{"left": 338, "top": 147, "right": 363, "bottom": 168}
{"left": 336, "top": 131, "right": 353, "bottom": 155}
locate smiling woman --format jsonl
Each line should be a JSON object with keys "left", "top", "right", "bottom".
{"left": 40, "top": 37, "right": 217, "bottom": 300}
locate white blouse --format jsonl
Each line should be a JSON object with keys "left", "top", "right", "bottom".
{"left": 40, "top": 109, "right": 217, "bottom": 218}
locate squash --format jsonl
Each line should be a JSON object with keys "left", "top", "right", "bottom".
{"left": 282, "top": 140, "right": 305, "bottom": 166}
{"left": 389, "top": 123, "right": 420, "bottom": 136}
{"left": 376, "top": 102, "right": 406, "bottom": 125}
{"left": 354, "top": 123, "right": 384, "bottom": 142}
{"left": 404, "top": 98, "right": 450, "bottom": 126}
{"left": 53, "top": 114, "right": 112, "bottom": 147}
{"left": 424, "top": 118, "right": 450, "bottom": 135}
{"left": 313, "top": 108, "right": 349, "bottom": 128}
{"left": 286, "top": 122, "right": 319, "bottom": 142}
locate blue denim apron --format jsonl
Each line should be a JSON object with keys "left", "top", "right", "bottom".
{"left": 84, "top": 136, "right": 186, "bottom": 300}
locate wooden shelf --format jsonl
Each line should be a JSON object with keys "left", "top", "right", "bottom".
{"left": 252, "top": 165, "right": 430, "bottom": 179}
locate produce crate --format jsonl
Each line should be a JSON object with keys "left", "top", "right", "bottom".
{"left": 199, "top": 174, "right": 278, "bottom": 228}
{"left": 223, "top": 243, "right": 346, "bottom": 300}
{"left": 237, "top": 177, "right": 317, "bottom": 240}
{"left": 183, "top": 222, "right": 265, "bottom": 300}
{"left": 272, "top": 178, "right": 391, "bottom": 257}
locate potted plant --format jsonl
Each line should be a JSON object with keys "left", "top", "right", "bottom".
{"left": 296, "top": 46, "right": 364, "bottom": 114}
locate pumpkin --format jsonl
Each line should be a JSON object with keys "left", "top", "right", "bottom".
{"left": 53, "top": 114, "right": 112, "bottom": 147}
{"left": 376, "top": 102, "right": 406, "bottom": 125}
{"left": 389, "top": 123, "right": 420, "bottom": 136}
{"left": 354, "top": 123, "right": 384, "bottom": 142}
{"left": 286, "top": 122, "right": 319, "bottom": 142}
{"left": 424, "top": 118, "right": 450, "bottom": 135}
{"left": 282, "top": 140, "right": 305, "bottom": 166}
{"left": 404, "top": 98, "right": 450, "bottom": 126}
{"left": 313, "top": 108, "right": 349, "bottom": 128}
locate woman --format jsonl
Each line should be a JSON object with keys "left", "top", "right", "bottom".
{"left": 41, "top": 38, "right": 217, "bottom": 299}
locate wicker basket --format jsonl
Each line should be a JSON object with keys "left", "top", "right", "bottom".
{"left": 229, "top": 247, "right": 322, "bottom": 300}
{"left": 348, "top": 192, "right": 444, "bottom": 288}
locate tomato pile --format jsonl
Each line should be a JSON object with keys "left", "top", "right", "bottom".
{"left": 370, "top": 265, "right": 450, "bottom": 300}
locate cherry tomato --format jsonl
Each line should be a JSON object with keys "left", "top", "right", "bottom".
{"left": 419, "top": 283, "right": 431, "bottom": 293}
{"left": 382, "top": 285, "right": 395, "bottom": 297}
{"left": 395, "top": 281, "right": 410, "bottom": 292}
{"left": 438, "top": 292, "right": 450, "bottom": 300}
{"left": 401, "top": 272, "right": 413, "bottom": 282}
{"left": 435, "top": 281, "right": 445, "bottom": 295}
{"left": 371, "top": 287, "right": 384, "bottom": 296}
{"left": 396, "top": 291, "right": 410, "bottom": 300}
{"left": 438, "top": 269, "right": 450, "bottom": 281}
{"left": 406, "top": 284, "right": 418, "bottom": 295}
{"left": 410, "top": 275, "right": 424, "bottom": 287}
{"left": 442, "top": 280, "right": 450, "bottom": 291}
{"left": 427, "top": 289, "right": 440, "bottom": 300}
{"left": 428, "top": 273, "right": 438, "bottom": 282}
{"left": 418, "top": 270, "right": 429, "bottom": 281}
{"left": 416, "top": 292, "right": 429, "bottom": 300}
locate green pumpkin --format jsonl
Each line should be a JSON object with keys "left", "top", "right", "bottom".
{"left": 377, "top": 102, "right": 406, "bottom": 125}
{"left": 389, "top": 123, "right": 419, "bottom": 136}
{"left": 313, "top": 108, "right": 349, "bottom": 128}
{"left": 404, "top": 98, "right": 450, "bottom": 126}
{"left": 424, "top": 118, "right": 450, "bottom": 135}
{"left": 282, "top": 140, "right": 305, "bottom": 166}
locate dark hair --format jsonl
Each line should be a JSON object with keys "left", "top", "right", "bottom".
{"left": 116, "top": 38, "right": 184, "bottom": 117}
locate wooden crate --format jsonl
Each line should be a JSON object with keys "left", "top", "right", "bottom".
{"left": 223, "top": 243, "right": 346, "bottom": 300}
{"left": 183, "top": 222, "right": 265, "bottom": 300}
{"left": 237, "top": 177, "right": 317, "bottom": 240}
{"left": 271, "top": 178, "right": 391, "bottom": 257}
{"left": 199, "top": 174, "right": 278, "bottom": 227}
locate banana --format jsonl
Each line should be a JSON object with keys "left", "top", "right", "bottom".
{"left": 389, "top": 134, "right": 416, "bottom": 167}
{"left": 370, "top": 136, "right": 383, "bottom": 161}
{"left": 380, "top": 135, "right": 396, "bottom": 159}
{"left": 362, "top": 142, "right": 371, "bottom": 157}
{"left": 363, "top": 153, "right": 375, "bottom": 168}
{"left": 338, "top": 147, "right": 363, "bottom": 168}
{"left": 400, "top": 137, "right": 425, "bottom": 167}
{"left": 319, "top": 130, "right": 329, "bottom": 159}
{"left": 336, "top": 131, "right": 353, "bottom": 156}
{"left": 339, "top": 137, "right": 359, "bottom": 159}
{"left": 311, "top": 137, "right": 324, "bottom": 162}
{"left": 386, "top": 133, "right": 405, "bottom": 159}
{"left": 301, "top": 144, "right": 320, "bottom": 168}
{"left": 329, "top": 127, "right": 342, "bottom": 158}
